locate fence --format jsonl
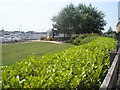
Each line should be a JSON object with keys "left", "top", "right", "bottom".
{"left": 99, "top": 48, "right": 120, "bottom": 90}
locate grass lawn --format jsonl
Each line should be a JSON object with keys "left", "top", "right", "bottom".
{"left": 2, "top": 42, "right": 73, "bottom": 66}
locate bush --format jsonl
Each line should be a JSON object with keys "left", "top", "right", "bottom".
{"left": 107, "top": 33, "right": 116, "bottom": 38}
{"left": 40, "top": 36, "right": 47, "bottom": 40}
{"left": 70, "top": 33, "right": 100, "bottom": 45}
{"left": 40, "top": 36, "right": 53, "bottom": 41}
{"left": 78, "top": 36, "right": 99, "bottom": 45}
{"left": 72, "top": 34, "right": 99, "bottom": 45}
{"left": 65, "top": 39, "right": 73, "bottom": 43}
{"left": 1, "top": 37, "right": 116, "bottom": 89}
{"left": 46, "top": 36, "right": 53, "bottom": 41}
{"left": 71, "top": 34, "right": 80, "bottom": 40}
{"left": 53, "top": 37, "right": 70, "bottom": 42}
{"left": 72, "top": 37, "right": 81, "bottom": 45}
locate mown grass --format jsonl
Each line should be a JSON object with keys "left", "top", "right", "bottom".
{"left": 2, "top": 42, "right": 73, "bottom": 66}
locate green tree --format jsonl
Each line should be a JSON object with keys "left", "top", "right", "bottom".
{"left": 107, "top": 26, "right": 113, "bottom": 34}
{"left": 52, "top": 3, "right": 106, "bottom": 36}
{"left": 104, "top": 26, "right": 115, "bottom": 38}
{"left": 52, "top": 4, "right": 76, "bottom": 37}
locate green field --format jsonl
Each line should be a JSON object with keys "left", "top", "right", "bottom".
{"left": 2, "top": 42, "right": 73, "bottom": 65}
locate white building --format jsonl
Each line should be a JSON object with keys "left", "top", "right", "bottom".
{"left": 28, "top": 32, "right": 48, "bottom": 40}
{"left": 0, "top": 30, "right": 50, "bottom": 43}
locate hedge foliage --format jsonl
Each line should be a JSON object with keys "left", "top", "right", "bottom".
{"left": 1, "top": 36, "right": 116, "bottom": 89}
{"left": 67, "top": 33, "right": 99, "bottom": 45}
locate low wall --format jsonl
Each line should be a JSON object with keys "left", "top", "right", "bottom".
{"left": 99, "top": 48, "right": 120, "bottom": 90}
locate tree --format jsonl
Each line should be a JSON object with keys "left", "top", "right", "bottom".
{"left": 104, "top": 26, "right": 115, "bottom": 38}
{"left": 52, "top": 3, "right": 106, "bottom": 36}
{"left": 107, "top": 26, "right": 113, "bottom": 34}
{"left": 52, "top": 4, "right": 76, "bottom": 37}
{"left": 104, "top": 26, "right": 115, "bottom": 35}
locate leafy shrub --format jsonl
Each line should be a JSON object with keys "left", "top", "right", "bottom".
{"left": 46, "top": 36, "right": 53, "bottom": 41}
{"left": 71, "top": 33, "right": 99, "bottom": 45}
{"left": 78, "top": 36, "right": 99, "bottom": 45}
{"left": 72, "top": 37, "right": 81, "bottom": 45}
{"left": 54, "top": 37, "right": 70, "bottom": 41}
{"left": 71, "top": 34, "right": 80, "bottom": 40}
{"left": 40, "top": 36, "right": 53, "bottom": 41}
{"left": 1, "top": 37, "right": 116, "bottom": 89}
{"left": 72, "top": 35, "right": 98, "bottom": 45}
{"left": 40, "top": 36, "right": 47, "bottom": 40}
{"left": 107, "top": 33, "right": 116, "bottom": 38}
{"left": 65, "top": 39, "right": 73, "bottom": 43}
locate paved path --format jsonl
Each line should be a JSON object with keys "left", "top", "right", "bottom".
{"left": 2, "top": 40, "right": 65, "bottom": 45}
{"left": 32, "top": 40, "right": 64, "bottom": 44}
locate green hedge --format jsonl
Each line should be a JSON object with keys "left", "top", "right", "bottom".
{"left": 73, "top": 35, "right": 99, "bottom": 45}
{"left": 1, "top": 37, "right": 116, "bottom": 89}
{"left": 69, "top": 33, "right": 99, "bottom": 45}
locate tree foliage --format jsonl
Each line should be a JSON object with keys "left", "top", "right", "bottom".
{"left": 104, "top": 26, "right": 116, "bottom": 38}
{"left": 52, "top": 3, "right": 106, "bottom": 36}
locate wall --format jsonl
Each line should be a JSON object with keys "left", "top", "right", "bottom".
{"left": 116, "top": 23, "right": 120, "bottom": 32}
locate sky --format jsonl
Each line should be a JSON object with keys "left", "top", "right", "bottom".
{"left": 0, "top": 0, "right": 119, "bottom": 32}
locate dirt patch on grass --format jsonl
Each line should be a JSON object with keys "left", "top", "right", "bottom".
{"left": 30, "top": 40, "right": 64, "bottom": 44}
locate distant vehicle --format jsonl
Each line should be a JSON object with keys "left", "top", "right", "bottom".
{"left": 1, "top": 35, "right": 21, "bottom": 43}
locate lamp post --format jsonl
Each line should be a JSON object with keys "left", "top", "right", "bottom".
{"left": 52, "top": 28, "right": 55, "bottom": 38}
{"left": 52, "top": 28, "right": 57, "bottom": 38}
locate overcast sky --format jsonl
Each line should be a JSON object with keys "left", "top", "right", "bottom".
{"left": 0, "top": 0, "right": 119, "bottom": 32}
